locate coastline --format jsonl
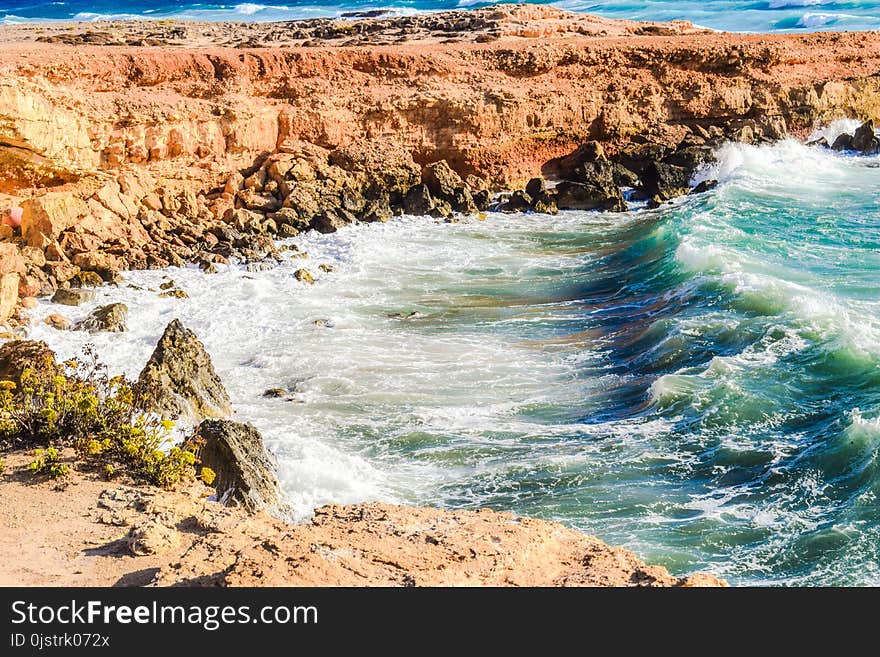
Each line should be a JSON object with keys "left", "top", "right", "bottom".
{"left": 1, "top": 3, "right": 878, "bottom": 586}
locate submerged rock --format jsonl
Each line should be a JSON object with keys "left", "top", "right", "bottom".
{"left": 51, "top": 288, "right": 95, "bottom": 306}
{"left": 135, "top": 319, "right": 232, "bottom": 423}
{"left": 73, "top": 303, "right": 128, "bottom": 333}
{"left": 294, "top": 268, "right": 315, "bottom": 284}
{"left": 690, "top": 179, "right": 719, "bottom": 195}
{"left": 44, "top": 313, "right": 71, "bottom": 330}
{"left": 187, "top": 419, "right": 283, "bottom": 512}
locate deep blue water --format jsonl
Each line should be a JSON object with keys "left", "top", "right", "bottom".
{"left": 3, "top": 0, "right": 880, "bottom": 32}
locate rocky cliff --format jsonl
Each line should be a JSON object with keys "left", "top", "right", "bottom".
{"left": 2, "top": 4, "right": 880, "bottom": 325}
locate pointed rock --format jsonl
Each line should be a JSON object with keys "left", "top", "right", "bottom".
{"left": 136, "top": 320, "right": 231, "bottom": 422}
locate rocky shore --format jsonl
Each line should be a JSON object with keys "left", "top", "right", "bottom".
{"left": 0, "top": 327, "right": 725, "bottom": 587}
{"left": 2, "top": 3, "right": 880, "bottom": 586}
{"left": 3, "top": 5, "right": 880, "bottom": 329}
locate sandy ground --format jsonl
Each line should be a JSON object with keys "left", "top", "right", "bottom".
{"left": 0, "top": 450, "right": 725, "bottom": 587}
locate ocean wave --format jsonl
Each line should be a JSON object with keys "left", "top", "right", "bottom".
{"left": 72, "top": 11, "right": 145, "bottom": 21}
{"left": 234, "top": 3, "right": 292, "bottom": 16}
{"left": 767, "top": 0, "right": 831, "bottom": 7}
{"left": 796, "top": 11, "right": 863, "bottom": 28}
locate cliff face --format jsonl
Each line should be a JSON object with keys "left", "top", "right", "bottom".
{"left": 2, "top": 5, "right": 880, "bottom": 328}
{"left": 4, "top": 16, "right": 880, "bottom": 192}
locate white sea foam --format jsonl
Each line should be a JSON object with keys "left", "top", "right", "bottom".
{"left": 25, "top": 213, "right": 611, "bottom": 520}
{"left": 234, "top": 3, "right": 291, "bottom": 16}
{"left": 797, "top": 12, "right": 862, "bottom": 28}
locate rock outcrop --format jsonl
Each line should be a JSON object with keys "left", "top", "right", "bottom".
{"left": 135, "top": 320, "right": 232, "bottom": 423}
{"left": 0, "top": 340, "right": 57, "bottom": 387}
{"left": 186, "top": 419, "right": 283, "bottom": 512}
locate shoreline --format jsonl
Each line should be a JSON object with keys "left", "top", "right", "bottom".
{"left": 2, "top": 3, "right": 880, "bottom": 586}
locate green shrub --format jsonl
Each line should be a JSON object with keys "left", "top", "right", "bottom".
{"left": 28, "top": 447, "right": 69, "bottom": 479}
{"left": 0, "top": 346, "right": 196, "bottom": 489}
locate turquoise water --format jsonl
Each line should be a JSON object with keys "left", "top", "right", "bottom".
{"left": 4, "top": 0, "right": 880, "bottom": 32}
{"left": 29, "top": 130, "right": 880, "bottom": 585}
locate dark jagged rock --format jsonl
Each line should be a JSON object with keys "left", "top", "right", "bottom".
{"left": 472, "top": 189, "right": 492, "bottom": 211}
{"left": 525, "top": 177, "right": 546, "bottom": 198}
{"left": 614, "top": 142, "right": 671, "bottom": 177}
{"left": 852, "top": 120, "right": 879, "bottom": 154}
{"left": 498, "top": 190, "right": 532, "bottom": 213}
{"left": 136, "top": 319, "right": 232, "bottom": 423}
{"left": 450, "top": 186, "right": 477, "bottom": 214}
{"left": 72, "top": 303, "right": 128, "bottom": 333}
{"left": 640, "top": 161, "right": 691, "bottom": 200}
{"left": 555, "top": 181, "right": 627, "bottom": 212}
{"left": 612, "top": 164, "right": 641, "bottom": 188}
{"left": 832, "top": 132, "right": 854, "bottom": 151}
{"left": 532, "top": 191, "right": 559, "bottom": 214}
{"left": 186, "top": 419, "right": 283, "bottom": 512}
{"left": 690, "top": 179, "right": 719, "bottom": 195}
{"left": 544, "top": 141, "right": 606, "bottom": 178}
{"left": 663, "top": 145, "right": 715, "bottom": 171}
{"left": 403, "top": 184, "right": 435, "bottom": 215}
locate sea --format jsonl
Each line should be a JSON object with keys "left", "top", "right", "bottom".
{"left": 19, "top": 119, "right": 880, "bottom": 585}
{"left": 3, "top": 0, "right": 880, "bottom": 32}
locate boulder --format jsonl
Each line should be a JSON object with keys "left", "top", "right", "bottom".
{"left": 186, "top": 419, "right": 283, "bottom": 512}
{"left": 72, "top": 251, "right": 124, "bottom": 278}
{"left": 640, "top": 161, "right": 692, "bottom": 200}
{"left": 612, "top": 164, "right": 641, "bottom": 189}
{"left": 555, "top": 181, "right": 627, "bottom": 212}
{"left": 498, "top": 190, "right": 532, "bottom": 213}
{"left": 73, "top": 303, "right": 128, "bottom": 333}
{"left": 51, "top": 287, "right": 95, "bottom": 306}
{"left": 532, "top": 191, "right": 559, "bottom": 214}
{"left": 524, "top": 177, "right": 546, "bottom": 198}
{"left": 403, "top": 184, "right": 435, "bottom": 216}
{"left": 472, "top": 189, "right": 492, "bottom": 211}
{"left": 831, "top": 132, "right": 854, "bottom": 151}
{"left": 136, "top": 319, "right": 232, "bottom": 422}
{"left": 422, "top": 161, "right": 465, "bottom": 201}
{"left": 690, "top": 179, "right": 719, "bottom": 195}
{"left": 294, "top": 268, "right": 315, "bottom": 284}
{"left": 0, "top": 340, "right": 58, "bottom": 386}
{"left": 0, "top": 244, "right": 26, "bottom": 275}
{"left": 450, "top": 186, "right": 477, "bottom": 214}
{"left": 328, "top": 140, "right": 420, "bottom": 197}
{"left": 310, "top": 211, "right": 349, "bottom": 234}
{"left": 44, "top": 314, "right": 71, "bottom": 330}
{"left": 127, "top": 517, "right": 179, "bottom": 556}
{"left": 852, "top": 120, "right": 879, "bottom": 154}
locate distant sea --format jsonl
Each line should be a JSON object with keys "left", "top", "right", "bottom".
{"left": 3, "top": 0, "right": 880, "bottom": 33}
